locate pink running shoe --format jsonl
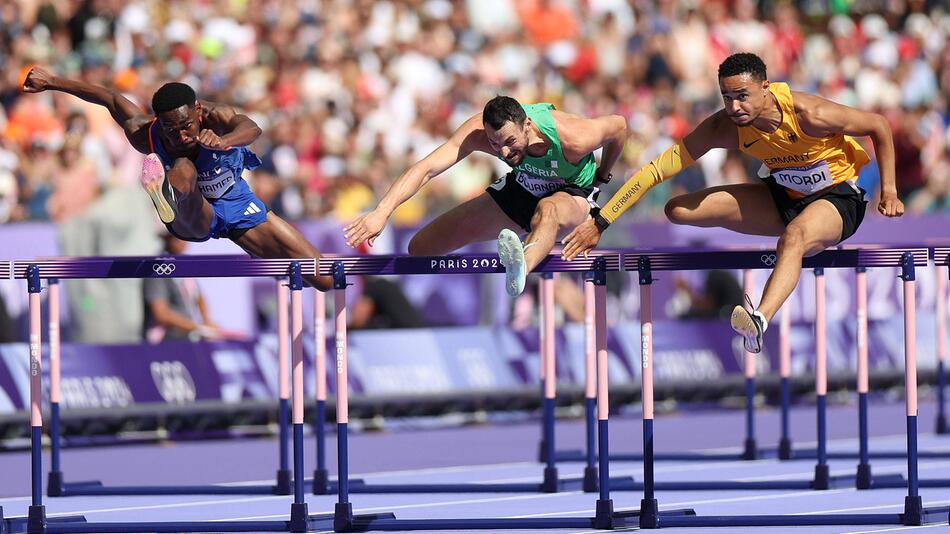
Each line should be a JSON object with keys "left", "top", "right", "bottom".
{"left": 141, "top": 153, "right": 176, "bottom": 224}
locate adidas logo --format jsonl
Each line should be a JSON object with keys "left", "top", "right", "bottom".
{"left": 243, "top": 202, "right": 262, "bottom": 216}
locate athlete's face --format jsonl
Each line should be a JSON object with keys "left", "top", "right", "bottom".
{"left": 719, "top": 74, "right": 770, "bottom": 126}
{"left": 157, "top": 103, "right": 201, "bottom": 152}
{"left": 485, "top": 119, "right": 530, "bottom": 167}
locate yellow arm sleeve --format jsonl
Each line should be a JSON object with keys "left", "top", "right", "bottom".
{"left": 600, "top": 141, "right": 695, "bottom": 224}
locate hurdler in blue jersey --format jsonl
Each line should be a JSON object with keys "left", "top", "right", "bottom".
{"left": 345, "top": 95, "right": 629, "bottom": 296}
{"left": 22, "top": 67, "right": 333, "bottom": 290}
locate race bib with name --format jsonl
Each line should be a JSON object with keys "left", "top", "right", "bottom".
{"left": 772, "top": 160, "right": 833, "bottom": 195}
{"left": 196, "top": 167, "right": 236, "bottom": 199}
{"left": 515, "top": 171, "right": 566, "bottom": 197}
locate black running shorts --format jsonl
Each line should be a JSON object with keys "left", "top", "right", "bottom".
{"left": 763, "top": 177, "right": 867, "bottom": 243}
{"left": 486, "top": 171, "right": 599, "bottom": 232}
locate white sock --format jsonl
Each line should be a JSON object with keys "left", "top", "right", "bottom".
{"left": 753, "top": 310, "right": 769, "bottom": 332}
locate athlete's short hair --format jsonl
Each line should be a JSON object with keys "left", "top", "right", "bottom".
{"left": 152, "top": 82, "right": 197, "bottom": 114}
{"left": 718, "top": 53, "right": 767, "bottom": 81}
{"left": 483, "top": 96, "right": 527, "bottom": 130}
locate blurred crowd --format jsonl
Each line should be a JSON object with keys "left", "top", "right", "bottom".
{"left": 1, "top": 0, "right": 949, "bottom": 229}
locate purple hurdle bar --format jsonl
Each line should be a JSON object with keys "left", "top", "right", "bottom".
{"left": 49, "top": 277, "right": 294, "bottom": 497}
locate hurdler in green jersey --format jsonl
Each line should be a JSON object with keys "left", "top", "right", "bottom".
{"left": 345, "top": 95, "right": 627, "bottom": 296}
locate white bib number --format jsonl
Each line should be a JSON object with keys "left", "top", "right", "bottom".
{"left": 197, "top": 167, "right": 236, "bottom": 199}
{"left": 773, "top": 161, "right": 833, "bottom": 195}
{"left": 515, "top": 171, "right": 565, "bottom": 197}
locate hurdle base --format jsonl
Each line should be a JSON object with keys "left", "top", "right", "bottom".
{"left": 937, "top": 415, "right": 948, "bottom": 435}
{"left": 856, "top": 463, "right": 872, "bottom": 489}
{"left": 312, "top": 469, "right": 329, "bottom": 495}
{"left": 276, "top": 469, "right": 292, "bottom": 495}
{"left": 333, "top": 502, "right": 354, "bottom": 532}
{"left": 639, "top": 498, "right": 659, "bottom": 529}
{"left": 289, "top": 503, "right": 309, "bottom": 533}
{"left": 582, "top": 466, "right": 598, "bottom": 493}
{"left": 593, "top": 499, "right": 614, "bottom": 529}
{"left": 26, "top": 506, "right": 45, "bottom": 534}
{"left": 1, "top": 507, "right": 87, "bottom": 534}
{"left": 46, "top": 471, "right": 64, "bottom": 497}
{"left": 540, "top": 467, "right": 559, "bottom": 493}
{"left": 903, "top": 496, "right": 923, "bottom": 526}
{"left": 778, "top": 438, "right": 792, "bottom": 460}
{"left": 741, "top": 438, "right": 757, "bottom": 460}
{"left": 813, "top": 463, "right": 830, "bottom": 490}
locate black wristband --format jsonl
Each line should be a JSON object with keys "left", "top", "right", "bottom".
{"left": 595, "top": 172, "right": 612, "bottom": 184}
{"left": 589, "top": 207, "right": 610, "bottom": 232}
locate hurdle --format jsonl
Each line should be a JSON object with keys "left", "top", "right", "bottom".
{"left": 2, "top": 257, "right": 388, "bottom": 533}
{"left": 629, "top": 247, "right": 950, "bottom": 527}
{"left": 42, "top": 263, "right": 293, "bottom": 496}
{"left": 554, "top": 250, "right": 950, "bottom": 471}
{"left": 308, "top": 260, "right": 634, "bottom": 495}
{"left": 324, "top": 253, "right": 693, "bottom": 531}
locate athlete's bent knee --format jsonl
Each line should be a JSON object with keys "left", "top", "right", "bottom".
{"left": 664, "top": 197, "right": 690, "bottom": 225}
{"left": 407, "top": 233, "right": 434, "bottom": 256}
{"left": 777, "top": 224, "right": 806, "bottom": 254}
{"left": 532, "top": 198, "right": 559, "bottom": 226}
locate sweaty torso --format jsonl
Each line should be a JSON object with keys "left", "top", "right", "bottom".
{"left": 737, "top": 83, "right": 869, "bottom": 199}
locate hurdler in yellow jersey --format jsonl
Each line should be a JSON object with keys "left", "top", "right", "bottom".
{"left": 563, "top": 52, "right": 903, "bottom": 354}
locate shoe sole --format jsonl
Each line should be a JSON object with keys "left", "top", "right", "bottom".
{"left": 730, "top": 305, "right": 762, "bottom": 354}
{"left": 497, "top": 230, "right": 526, "bottom": 297}
{"left": 141, "top": 154, "right": 176, "bottom": 224}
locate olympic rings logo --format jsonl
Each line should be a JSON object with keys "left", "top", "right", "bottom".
{"left": 152, "top": 263, "right": 176, "bottom": 276}
{"left": 760, "top": 254, "right": 777, "bottom": 266}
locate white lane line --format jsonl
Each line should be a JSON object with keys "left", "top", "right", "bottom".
{"left": 46, "top": 495, "right": 288, "bottom": 517}
{"left": 843, "top": 524, "right": 949, "bottom": 534}
{"left": 794, "top": 500, "right": 949, "bottom": 515}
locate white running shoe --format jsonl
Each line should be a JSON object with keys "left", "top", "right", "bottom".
{"left": 141, "top": 153, "right": 177, "bottom": 224}
{"left": 731, "top": 297, "right": 765, "bottom": 354}
{"left": 497, "top": 229, "right": 528, "bottom": 297}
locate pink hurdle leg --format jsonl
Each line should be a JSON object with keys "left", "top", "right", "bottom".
{"left": 48, "top": 278, "right": 64, "bottom": 495}
{"left": 582, "top": 277, "right": 598, "bottom": 491}
{"left": 313, "top": 289, "right": 329, "bottom": 493}
{"left": 332, "top": 262, "right": 355, "bottom": 531}
{"left": 639, "top": 266, "right": 659, "bottom": 528}
{"left": 899, "top": 253, "right": 922, "bottom": 524}
{"left": 742, "top": 270, "right": 757, "bottom": 460}
{"left": 26, "top": 266, "right": 46, "bottom": 530}
{"left": 540, "top": 273, "right": 559, "bottom": 491}
{"left": 276, "top": 280, "right": 291, "bottom": 492}
{"left": 288, "top": 264, "right": 310, "bottom": 531}
{"left": 593, "top": 278, "right": 615, "bottom": 526}
{"left": 937, "top": 269, "right": 948, "bottom": 434}
{"left": 778, "top": 301, "right": 792, "bottom": 459}
{"left": 856, "top": 268, "right": 872, "bottom": 488}
{"left": 813, "top": 268, "right": 830, "bottom": 488}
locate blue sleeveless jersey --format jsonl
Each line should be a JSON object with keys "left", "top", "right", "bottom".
{"left": 148, "top": 121, "right": 267, "bottom": 240}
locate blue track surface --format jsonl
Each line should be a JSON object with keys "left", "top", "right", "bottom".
{"left": 2, "top": 400, "right": 950, "bottom": 533}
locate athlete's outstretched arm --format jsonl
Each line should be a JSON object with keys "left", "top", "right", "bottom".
{"left": 200, "top": 102, "right": 263, "bottom": 150}
{"left": 793, "top": 93, "right": 903, "bottom": 217}
{"left": 556, "top": 113, "right": 628, "bottom": 182}
{"left": 561, "top": 111, "right": 737, "bottom": 260}
{"left": 21, "top": 66, "right": 151, "bottom": 153}
{"left": 344, "top": 113, "right": 489, "bottom": 248}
